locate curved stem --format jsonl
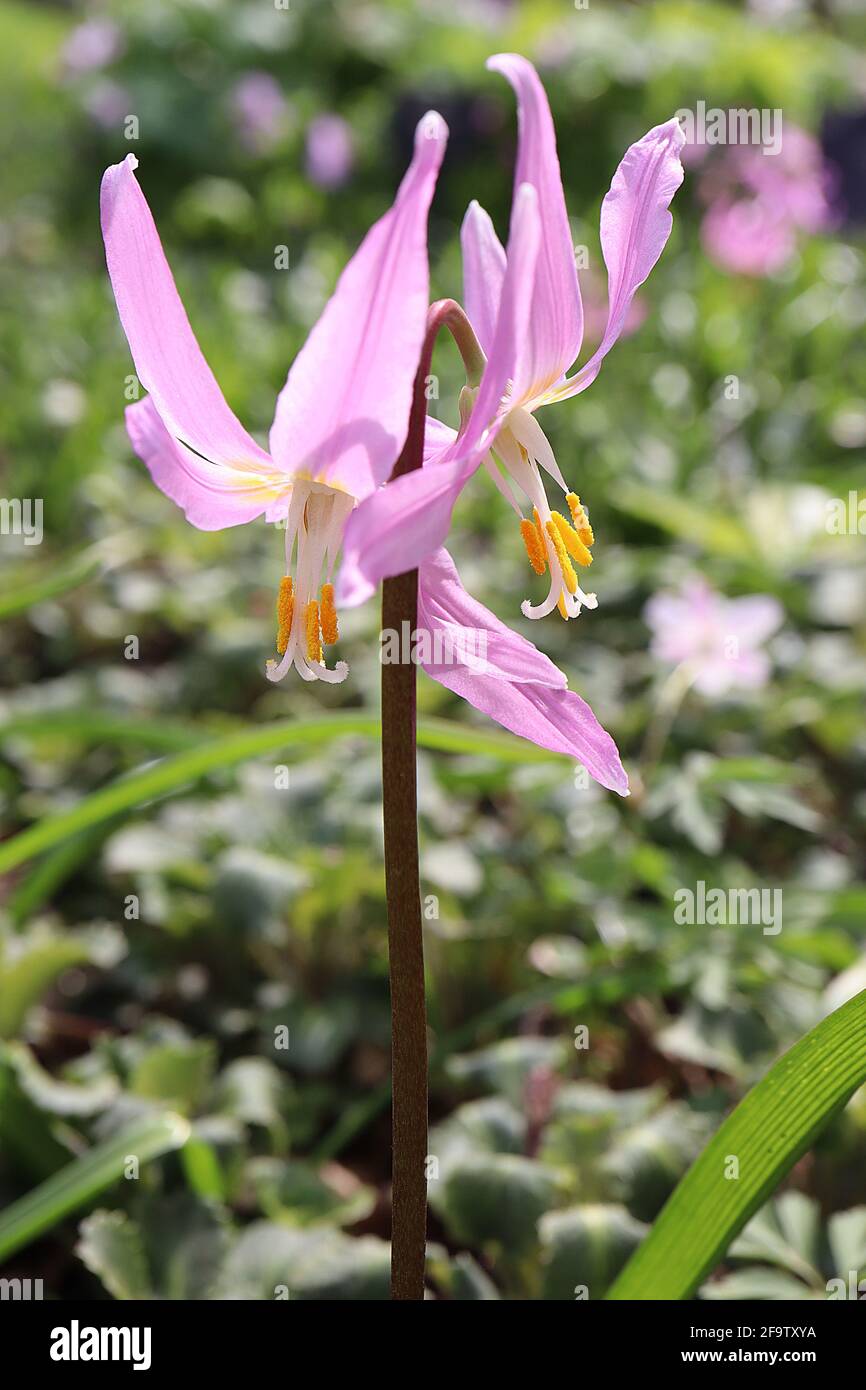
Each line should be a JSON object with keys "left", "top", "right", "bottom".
{"left": 382, "top": 299, "right": 474, "bottom": 1301}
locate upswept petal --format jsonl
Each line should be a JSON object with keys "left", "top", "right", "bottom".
{"left": 462, "top": 181, "right": 541, "bottom": 453}
{"left": 487, "top": 53, "right": 583, "bottom": 403}
{"left": 126, "top": 398, "right": 289, "bottom": 530}
{"left": 418, "top": 549, "right": 629, "bottom": 795}
{"left": 549, "top": 117, "right": 685, "bottom": 403}
{"left": 337, "top": 186, "right": 540, "bottom": 606}
{"left": 268, "top": 112, "right": 448, "bottom": 501}
{"left": 101, "top": 154, "right": 272, "bottom": 471}
{"left": 461, "top": 200, "right": 506, "bottom": 357}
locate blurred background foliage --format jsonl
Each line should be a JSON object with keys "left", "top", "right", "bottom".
{"left": 1, "top": 0, "right": 865, "bottom": 1300}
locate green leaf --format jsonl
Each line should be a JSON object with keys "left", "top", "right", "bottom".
{"left": 0, "top": 546, "right": 101, "bottom": 620}
{"left": 0, "top": 714, "right": 562, "bottom": 875}
{"left": 615, "top": 483, "right": 752, "bottom": 557}
{"left": 0, "top": 1111, "right": 189, "bottom": 1263}
{"left": 130, "top": 1040, "right": 216, "bottom": 1114}
{"left": 0, "top": 936, "right": 92, "bottom": 1039}
{"left": 76, "top": 1210, "right": 153, "bottom": 1300}
{"left": 434, "top": 1154, "right": 559, "bottom": 1253}
{"left": 247, "top": 1157, "right": 375, "bottom": 1229}
{"left": 726, "top": 1192, "right": 822, "bottom": 1284}
{"left": 701, "top": 1268, "right": 820, "bottom": 1301}
{"left": 608, "top": 989, "right": 866, "bottom": 1300}
{"left": 213, "top": 1222, "right": 390, "bottom": 1301}
{"left": 540, "top": 1204, "right": 648, "bottom": 1300}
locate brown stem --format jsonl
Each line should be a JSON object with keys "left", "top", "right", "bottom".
{"left": 382, "top": 299, "right": 473, "bottom": 1301}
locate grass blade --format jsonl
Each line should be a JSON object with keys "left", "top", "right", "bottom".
{"left": 607, "top": 989, "right": 866, "bottom": 1300}
{"left": 0, "top": 713, "right": 562, "bottom": 875}
{"left": 0, "top": 1111, "right": 189, "bottom": 1263}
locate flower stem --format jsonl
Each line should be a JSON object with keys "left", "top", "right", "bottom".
{"left": 381, "top": 299, "right": 472, "bottom": 1300}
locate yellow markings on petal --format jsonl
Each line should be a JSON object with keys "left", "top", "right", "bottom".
{"left": 276, "top": 576, "right": 294, "bottom": 655}
{"left": 305, "top": 600, "right": 323, "bottom": 663}
{"left": 566, "top": 492, "right": 594, "bottom": 547}
{"left": 320, "top": 583, "right": 339, "bottom": 645}
{"left": 520, "top": 517, "right": 548, "bottom": 575}
{"left": 545, "top": 519, "right": 578, "bottom": 595}
{"left": 550, "top": 510, "right": 592, "bottom": 567}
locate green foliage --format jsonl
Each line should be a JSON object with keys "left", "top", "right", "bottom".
{"left": 1, "top": 0, "right": 865, "bottom": 1301}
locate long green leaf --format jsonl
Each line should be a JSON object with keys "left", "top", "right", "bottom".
{"left": 0, "top": 1111, "right": 189, "bottom": 1263}
{"left": 0, "top": 713, "right": 561, "bottom": 875}
{"left": 607, "top": 989, "right": 866, "bottom": 1300}
{"left": 0, "top": 547, "right": 102, "bottom": 620}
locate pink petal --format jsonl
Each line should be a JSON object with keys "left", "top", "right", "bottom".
{"left": 337, "top": 453, "right": 479, "bottom": 609}
{"left": 269, "top": 112, "right": 447, "bottom": 500}
{"left": 126, "top": 398, "right": 288, "bottom": 530}
{"left": 418, "top": 549, "right": 629, "bottom": 795}
{"left": 726, "top": 594, "right": 784, "bottom": 646}
{"left": 461, "top": 200, "right": 506, "bottom": 357}
{"left": 337, "top": 187, "right": 541, "bottom": 607}
{"left": 418, "top": 546, "right": 565, "bottom": 687}
{"left": 552, "top": 118, "right": 685, "bottom": 402}
{"left": 101, "top": 154, "right": 273, "bottom": 471}
{"left": 463, "top": 181, "right": 541, "bottom": 450}
{"left": 424, "top": 415, "right": 458, "bottom": 463}
{"left": 487, "top": 53, "right": 583, "bottom": 403}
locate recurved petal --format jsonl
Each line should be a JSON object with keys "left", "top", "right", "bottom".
{"left": 418, "top": 548, "right": 629, "bottom": 795}
{"left": 101, "top": 154, "right": 272, "bottom": 471}
{"left": 550, "top": 117, "right": 685, "bottom": 403}
{"left": 269, "top": 112, "right": 448, "bottom": 500}
{"left": 487, "top": 53, "right": 583, "bottom": 402}
{"left": 126, "top": 398, "right": 289, "bottom": 530}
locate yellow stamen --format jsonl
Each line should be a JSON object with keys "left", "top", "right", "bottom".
{"left": 520, "top": 517, "right": 547, "bottom": 575}
{"left": 566, "top": 492, "right": 594, "bottom": 547}
{"left": 305, "top": 600, "right": 322, "bottom": 663}
{"left": 320, "top": 583, "right": 338, "bottom": 645}
{"left": 557, "top": 592, "right": 569, "bottom": 620}
{"left": 545, "top": 519, "right": 578, "bottom": 595}
{"left": 550, "top": 510, "right": 592, "bottom": 567}
{"left": 276, "top": 576, "right": 294, "bottom": 655}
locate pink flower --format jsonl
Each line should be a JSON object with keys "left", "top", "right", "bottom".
{"left": 699, "top": 125, "right": 833, "bottom": 277}
{"left": 305, "top": 114, "right": 354, "bottom": 190}
{"left": 645, "top": 579, "right": 783, "bottom": 697}
{"left": 339, "top": 54, "right": 684, "bottom": 633}
{"left": 100, "top": 71, "right": 629, "bottom": 794}
{"left": 62, "top": 19, "right": 124, "bottom": 77}
{"left": 229, "top": 72, "right": 290, "bottom": 155}
{"left": 101, "top": 114, "right": 448, "bottom": 685}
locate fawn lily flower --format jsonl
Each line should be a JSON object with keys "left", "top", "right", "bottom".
{"left": 339, "top": 54, "right": 685, "bottom": 624}
{"left": 645, "top": 579, "right": 783, "bottom": 697}
{"left": 100, "top": 113, "right": 447, "bottom": 684}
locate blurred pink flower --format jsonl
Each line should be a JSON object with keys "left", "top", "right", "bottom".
{"left": 698, "top": 124, "right": 834, "bottom": 276}
{"left": 62, "top": 18, "right": 124, "bottom": 77}
{"left": 305, "top": 114, "right": 354, "bottom": 190}
{"left": 82, "top": 79, "right": 131, "bottom": 131}
{"left": 645, "top": 579, "right": 783, "bottom": 696}
{"left": 230, "top": 72, "right": 290, "bottom": 155}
